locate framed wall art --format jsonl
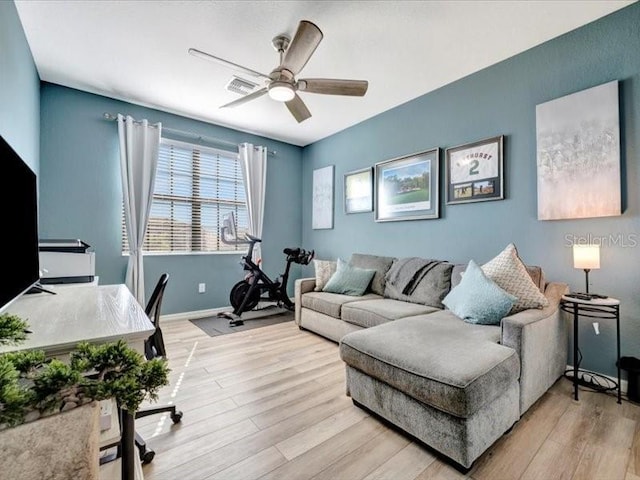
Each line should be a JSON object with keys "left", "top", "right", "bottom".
{"left": 445, "top": 135, "right": 504, "bottom": 205}
{"left": 312, "top": 165, "right": 334, "bottom": 229}
{"left": 536, "top": 80, "right": 620, "bottom": 220}
{"left": 375, "top": 148, "right": 439, "bottom": 222}
{"left": 344, "top": 167, "right": 373, "bottom": 214}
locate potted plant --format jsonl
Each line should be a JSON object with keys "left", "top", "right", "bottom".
{"left": 0, "top": 312, "right": 169, "bottom": 479}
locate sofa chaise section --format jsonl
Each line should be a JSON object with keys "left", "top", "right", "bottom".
{"left": 340, "top": 313, "right": 521, "bottom": 468}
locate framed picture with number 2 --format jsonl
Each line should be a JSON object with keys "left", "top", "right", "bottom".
{"left": 445, "top": 135, "right": 504, "bottom": 205}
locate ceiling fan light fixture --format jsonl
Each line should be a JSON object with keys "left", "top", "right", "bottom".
{"left": 268, "top": 81, "right": 295, "bottom": 102}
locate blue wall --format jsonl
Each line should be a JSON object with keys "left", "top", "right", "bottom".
{"left": 39, "top": 83, "right": 303, "bottom": 314}
{"left": 0, "top": 0, "right": 40, "bottom": 173}
{"left": 11, "top": 0, "right": 639, "bottom": 377}
{"left": 302, "top": 4, "right": 640, "bottom": 377}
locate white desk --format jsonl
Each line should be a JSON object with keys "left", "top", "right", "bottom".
{"left": 1, "top": 284, "right": 154, "bottom": 357}
{"left": 1, "top": 284, "right": 153, "bottom": 480}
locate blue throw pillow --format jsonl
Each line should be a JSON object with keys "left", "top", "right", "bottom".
{"left": 442, "top": 260, "right": 517, "bottom": 325}
{"left": 322, "top": 258, "right": 376, "bottom": 296}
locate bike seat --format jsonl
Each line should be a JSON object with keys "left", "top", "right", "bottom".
{"left": 245, "top": 234, "right": 262, "bottom": 242}
{"left": 283, "top": 247, "right": 300, "bottom": 255}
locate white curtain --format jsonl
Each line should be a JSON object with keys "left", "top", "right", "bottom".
{"left": 238, "top": 143, "right": 268, "bottom": 262}
{"left": 117, "top": 114, "right": 162, "bottom": 306}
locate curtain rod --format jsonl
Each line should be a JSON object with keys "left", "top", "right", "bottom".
{"left": 102, "top": 113, "right": 276, "bottom": 156}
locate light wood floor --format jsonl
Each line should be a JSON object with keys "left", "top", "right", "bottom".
{"left": 138, "top": 319, "right": 640, "bottom": 480}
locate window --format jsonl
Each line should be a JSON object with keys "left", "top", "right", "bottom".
{"left": 123, "top": 138, "right": 248, "bottom": 254}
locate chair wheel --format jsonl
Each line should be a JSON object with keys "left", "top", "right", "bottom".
{"left": 141, "top": 449, "right": 155, "bottom": 464}
{"left": 171, "top": 411, "right": 183, "bottom": 424}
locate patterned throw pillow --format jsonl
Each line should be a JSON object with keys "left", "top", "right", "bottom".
{"left": 482, "top": 244, "right": 549, "bottom": 314}
{"left": 313, "top": 259, "right": 337, "bottom": 292}
{"left": 442, "top": 260, "right": 517, "bottom": 325}
{"left": 322, "top": 258, "right": 376, "bottom": 296}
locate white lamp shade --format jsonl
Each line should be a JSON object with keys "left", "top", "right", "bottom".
{"left": 268, "top": 82, "right": 295, "bottom": 102}
{"left": 573, "top": 244, "right": 600, "bottom": 270}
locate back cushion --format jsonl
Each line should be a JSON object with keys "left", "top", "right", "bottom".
{"left": 385, "top": 261, "right": 454, "bottom": 309}
{"left": 525, "top": 266, "right": 545, "bottom": 293}
{"left": 350, "top": 253, "right": 395, "bottom": 296}
{"left": 410, "top": 262, "right": 454, "bottom": 308}
{"left": 451, "top": 264, "right": 466, "bottom": 290}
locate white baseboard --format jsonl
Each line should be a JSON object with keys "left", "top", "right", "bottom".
{"left": 566, "top": 364, "right": 628, "bottom": 395}
{"left": 160, "top": 298, "right": 296, "bottom": 323}
{"left": 161, "top": 306, "right": 229, "bottom": 322}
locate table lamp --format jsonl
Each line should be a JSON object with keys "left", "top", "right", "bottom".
{"left": 573, "top": 244, "right": 600, "bottom": 294}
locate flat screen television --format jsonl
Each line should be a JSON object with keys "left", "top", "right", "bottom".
{"left": 0, "top": 135, "right": 40, "bottom": 313}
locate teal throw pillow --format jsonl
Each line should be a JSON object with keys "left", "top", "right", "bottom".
{"left": 322, "top": 258, "right": 376, "bottom": 296}
{"left": 442, "top": 260, "right": 517, "bottom": 325}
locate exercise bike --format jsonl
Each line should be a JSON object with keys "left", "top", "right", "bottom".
{"left": 219, "top": 212, "right": 314, "bottom": 327}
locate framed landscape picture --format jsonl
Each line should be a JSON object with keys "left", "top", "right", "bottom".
{"left": 344, "top": 167, "right": 373, "bottom": 214}
{"left": 445, "top": 135, "right": 504, "bottom": 205}
{"left": 375, "top": 148, "right": 439, "bottom": 222}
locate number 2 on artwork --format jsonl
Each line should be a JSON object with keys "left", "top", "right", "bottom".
{"left": 469, "top": 160, "right": 479, "bottom": 175}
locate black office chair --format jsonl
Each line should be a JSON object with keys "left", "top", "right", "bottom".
{"left": 135, "top": 273, "right": 183, "bottom": 464}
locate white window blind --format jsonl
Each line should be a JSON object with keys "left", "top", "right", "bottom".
{"left": 123, "top": 138, "right": 248, "bottom": 254}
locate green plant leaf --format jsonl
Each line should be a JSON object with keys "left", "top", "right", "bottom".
{"left": 0, "top": 314, "right": 30, "bottom": 346}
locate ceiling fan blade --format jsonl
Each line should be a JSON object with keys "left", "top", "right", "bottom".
{"left": 189, "top": 48, "right": 270, "bottom": 80}
{"left": 285, "top": 94, "right": 312, "bottom": 123}
{"left": 280, "top": 21, "right": 323, "bottom": 75}
{"left": 298, "top": 79, "right": 368, "bottom": 96}
{"left": 220, "top": 88, "right": 268, "bottom": 108}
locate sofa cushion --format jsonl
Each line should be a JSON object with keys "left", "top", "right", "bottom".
{"left": 350, "top": 253, "right": 395, "bottom": 296}
{"left": 385, "top": 259, "right": 453, "bottom": 309}
{"left": 342, "top": 299, "right": 438, "bottom": 328}
{"left": 442, "top": 260, "right": 516, "bottom": 325}
{"left": 482, "top": 244, "right": 549, "bottom": 314}
{"left": 339, "top": 313, "right": 519, "bottom": 418}
{"left": 450, "top": 264, "right": 466, "bottom": 289}
{"left": 313, "top": 259, "right": 337, "bottom": 292}
{"left": 323, "top": 258, "right": 377, "bottom": 296}
{"left": 403, "top": 311, "right": 503, "bottom": 343}
{"left": 525, "top": 265, "right": 545, "bottom": 293}
{"left": 301, "top": 291, "right": 381, "bottom": 319}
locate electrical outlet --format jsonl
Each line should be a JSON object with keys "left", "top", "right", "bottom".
{"left": 198, "top": 283, "right": 206, "bottom": 294}
{"left": 593, "top": 322, "right": 600, "bottom": 335}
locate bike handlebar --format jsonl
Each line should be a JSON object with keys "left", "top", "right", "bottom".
{"left": 221, "top": 225, "right": 313, "bottom": 265}
{"left": 284, "top": 247, "right": 314, "bottom": 265}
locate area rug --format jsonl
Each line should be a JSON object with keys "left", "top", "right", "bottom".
{"left": 189, "top": 306, "right": 294, "bottom": 337}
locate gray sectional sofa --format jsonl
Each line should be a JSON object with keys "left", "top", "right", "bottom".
{"left": 294, "top": 253, "right": 568, "bottom": 469}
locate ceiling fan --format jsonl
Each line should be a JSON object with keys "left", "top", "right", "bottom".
{"left": 188, "top": 20, "right": 368, "bottom": 123}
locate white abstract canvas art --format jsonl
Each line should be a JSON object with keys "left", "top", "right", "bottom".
{"left": 312, "top": 165, "right": 334, "bottom": 229}
{"left": 536, "top": 81, "right": 621, "bottom": 220}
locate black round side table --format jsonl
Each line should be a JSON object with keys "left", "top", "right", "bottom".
{"left": 560, "top": 295, "right": 621, "bottom": 404}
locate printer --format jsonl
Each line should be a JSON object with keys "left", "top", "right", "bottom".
{"left": 38, "top": 239, "right": 96, "bottom": 284}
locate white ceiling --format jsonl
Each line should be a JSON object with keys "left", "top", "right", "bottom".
{"left": 15, "top": 0, "right": 632, "bottom": 147}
